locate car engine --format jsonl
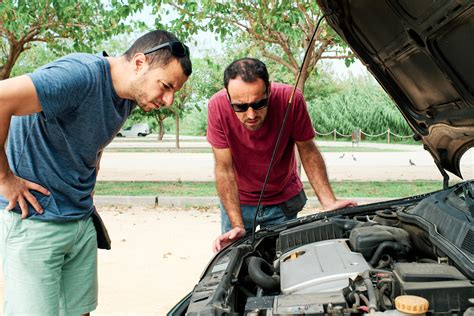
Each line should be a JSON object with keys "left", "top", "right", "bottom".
{"left": 244, "top": 218, "right": 472, "bottom": 315}
{"left": 183, "top": 184, "right": 474, "bottom": 315}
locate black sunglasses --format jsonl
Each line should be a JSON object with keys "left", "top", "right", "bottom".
{"left": 229, "top": 97, "right": 269, "bottom": 112}
{"left": 143, "top": 41, "right": 190, "bottom": 57}
{"left": 227, "top": 90, "right": 270, "bottom": 112}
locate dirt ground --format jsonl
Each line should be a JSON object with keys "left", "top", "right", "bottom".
{"left": 94, "top": 206, "right": 219, "bottom": 315}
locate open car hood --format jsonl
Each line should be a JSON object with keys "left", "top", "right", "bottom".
{"left": 317, "top": 0, "right": 474, "bottom": 178}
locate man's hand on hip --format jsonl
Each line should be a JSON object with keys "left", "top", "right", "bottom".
{"left": 0, "top": 171, "right": 50, "bottom": 218}
{"left": 212, "top": 226, "right": 246, "bottom": 253}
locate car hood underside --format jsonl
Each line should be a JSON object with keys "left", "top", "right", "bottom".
{"left": 317, "top": 0, "right": 474, "bottom": 178}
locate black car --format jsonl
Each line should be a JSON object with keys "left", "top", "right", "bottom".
{"left": 169, "top": 1, "right": 474, "bottom": 315}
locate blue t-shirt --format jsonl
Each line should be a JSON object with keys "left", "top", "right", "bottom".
{"left": 0, "top": 53, "right": 136, "bottom": 221}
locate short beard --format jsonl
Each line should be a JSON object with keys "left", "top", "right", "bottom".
{"left": 129, "top": 75, "right": 149, "bottom": 111}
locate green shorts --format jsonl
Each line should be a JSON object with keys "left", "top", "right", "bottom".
{"left": 1, "top": 210, "right": 98, "bottom": 316}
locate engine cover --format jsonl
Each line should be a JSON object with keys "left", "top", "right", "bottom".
{"left": 280, "top": 239, "right": 370, "bottom": 294}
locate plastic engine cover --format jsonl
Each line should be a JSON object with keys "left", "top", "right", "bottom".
{"left": 280, "top": 239, "right": 370, "bottom": 294}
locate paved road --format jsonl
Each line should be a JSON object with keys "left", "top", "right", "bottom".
{"left": 98, "top": 145, "right": 473, "bottom": 182}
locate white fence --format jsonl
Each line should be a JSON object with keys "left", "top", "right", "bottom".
{"left": 315, "top": 128, "right": 414, "bottom": 144}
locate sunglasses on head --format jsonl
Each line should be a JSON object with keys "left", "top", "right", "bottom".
{"left": 144, "top": 41, "right": 190, "bottom": 57}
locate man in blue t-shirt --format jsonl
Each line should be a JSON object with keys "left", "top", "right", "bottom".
{"left": 0, "top": 30, "right": 192, "bottom": 315}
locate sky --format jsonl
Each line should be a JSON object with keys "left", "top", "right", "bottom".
{"left": 320, "top": 59, "right": 368, "bottom": 79}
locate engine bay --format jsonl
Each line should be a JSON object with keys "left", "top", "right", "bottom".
{"left": 184, "top": 183, "right": 474, "bottom": 315}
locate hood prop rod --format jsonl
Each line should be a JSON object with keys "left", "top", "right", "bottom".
{"left": 249, "top": 12, "right": 332, "bottom": 245}
{"left": 434, "top": 160, "right": 450, "bottom": 189}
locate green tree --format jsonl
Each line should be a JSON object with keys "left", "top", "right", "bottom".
{"left": 183, "top": 56, "right": 226, "bottom": 113}
{"left": 152, "top": 0, "right": 353, "bottom": 92}
{"left": 0, "top": 0, "right": 145, "bottom": 79}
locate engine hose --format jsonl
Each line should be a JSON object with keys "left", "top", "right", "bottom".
{"left": 369, "top": 241, "right": 401, "bottom": 266}
{"left": 362, "top": 271, "right": 378, "bottom": 312}
{"left": 367, "top": 269, "right": 393, "bottom": 276}
{"left": 347, "top": 292, "right": 361, "bottom": 307}
{"left": 359, "top": 293, "right": 370, "bottom": 306}
{"left": 354, "top": 293, "right": 361, "bottom": 307}
{"left": 246, "top": 256, "right": 280, "bottom": 291}
{"left": 375, "top": 255, "right": 391, "bottom": 269}
{"left": 378, "top": 284, "right": 390, "bottom": 310}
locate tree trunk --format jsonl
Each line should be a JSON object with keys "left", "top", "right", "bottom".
{"left": 154, "top": 112, "right": 166, "bottom": 140}
{"left": 295, "top": 56, "right": 311, "bottom": 94}
{"left": 294, "top": 66, "right": 310, "bottom": 176}
{"left": 158, "top": 120, "right": 165, "bottom": 140}
{"left": 1, "top": 42, "right": 23, "bottom": 80}
{"left": 296, "top": 72, "right": 309, "bottom": 94}
{"left": 175, "top": 114, "right": 180, "bottom": 149}
{"left": 168, "top": 107, "right": 180, "bottom": 149}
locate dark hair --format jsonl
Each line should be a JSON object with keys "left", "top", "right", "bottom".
{"left": 124, "top": 30, "right": 192, "bottom": 76}
{"left": 223, "top": 58, "right": 269, "bottom": 91}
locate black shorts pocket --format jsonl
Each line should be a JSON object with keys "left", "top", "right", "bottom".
{"left": 91, "top": 207, "right": 111, "bottom": 250}
{"left": 280, "top": 190, "right": 307, "bottom": 217}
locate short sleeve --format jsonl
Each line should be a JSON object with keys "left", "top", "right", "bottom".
{"left": 291, "top": 90, "right": 316, "bottom": 142}
{"left": 28, "top": 57, "right": 94, "bottom": 120}
{"left": 206, "top": 96, "right": 229, "bottom": 149}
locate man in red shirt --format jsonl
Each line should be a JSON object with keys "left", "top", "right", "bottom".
{"left": 207, "top": 58, "right": 356, "bottom": 252}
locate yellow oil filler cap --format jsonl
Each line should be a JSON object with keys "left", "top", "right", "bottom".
{"left": 395, "top": 295, "right": 429, "bottom": 314}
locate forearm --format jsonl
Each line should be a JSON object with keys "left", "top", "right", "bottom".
{"left": 298, "top": 141, "right": 337, "bottom": 207}
{"left": 0, "top": 115, "right": 12, "bottom": 180}
{"left": 215, "top": 167, "right": 243, "bottom": 228}
{"left": 0, "top": 149, "right": 12, "bottom": 181}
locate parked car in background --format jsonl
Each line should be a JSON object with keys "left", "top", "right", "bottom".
{"left": 116, "top": 123, "right": 150, "bottom": 137}
{"left": 169, "top": 0, "right": 474, "bottom": 315}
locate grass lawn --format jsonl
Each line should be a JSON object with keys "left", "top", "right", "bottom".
{"left": 94, "top": 180, "right": 445, "bottom": 198}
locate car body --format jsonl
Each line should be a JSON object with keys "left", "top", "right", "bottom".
{"left": 169, "top": 1, "right": 474, "bottom": 315}
{"left": 116, "top": 123, "right": 150, "bottom": 137}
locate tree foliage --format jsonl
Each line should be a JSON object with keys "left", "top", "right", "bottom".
{"left": 308, "top": 77, "right": 412, "bottom": 137}
{"left": 0, "top": 0, "right": 145, "bottom": 79}
{"left": 151, "top": 0, "right": 353, "bottom": 92}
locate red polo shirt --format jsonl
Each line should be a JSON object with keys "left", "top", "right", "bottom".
{"left": 207, "top": 82, "right": 316, "bottom": 205}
